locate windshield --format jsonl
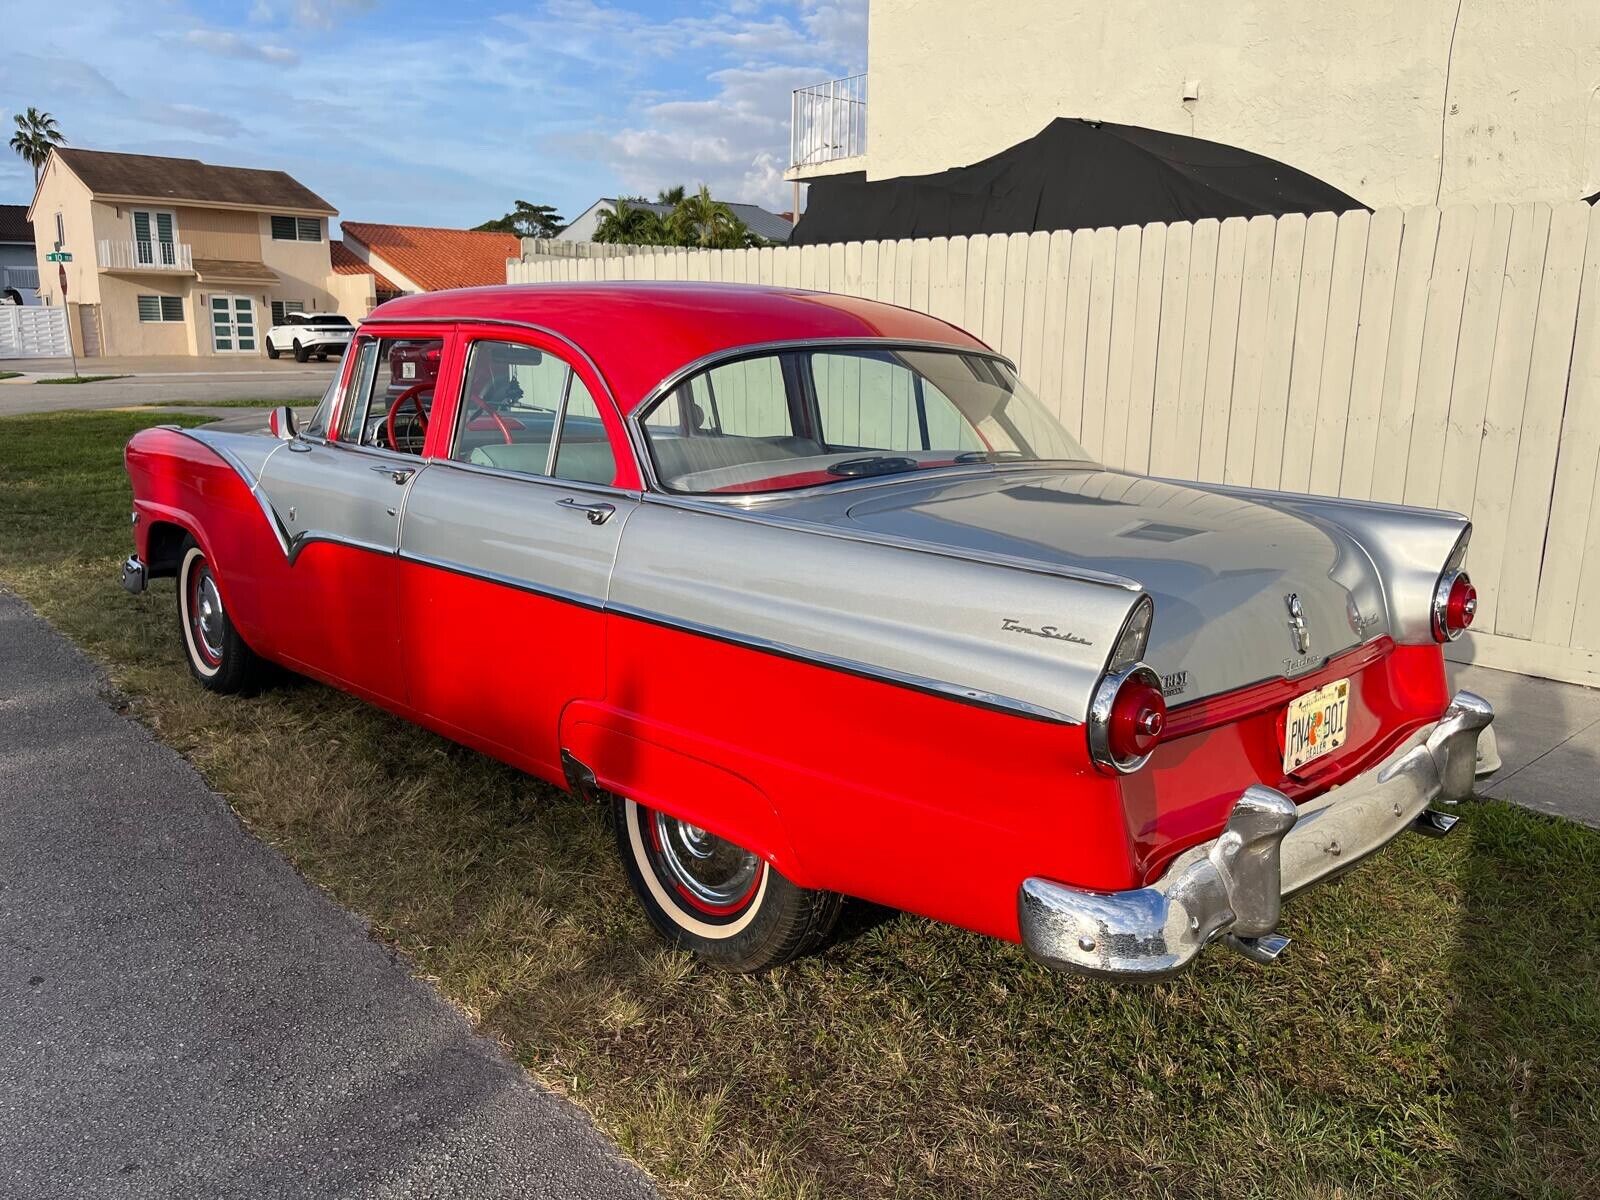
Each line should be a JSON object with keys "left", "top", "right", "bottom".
{"left": 638, "top": 346, "right": 1089, "bottom": 494}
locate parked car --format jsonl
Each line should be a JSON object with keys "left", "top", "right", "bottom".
{"left": 264, "top": 311, "right": 353, "bottom": 362}
{"left": 119, "top": 282, "right": 1499, "bottom": 979}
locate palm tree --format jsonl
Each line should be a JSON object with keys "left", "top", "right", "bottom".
{"left": 668, "top": 185, "right": 746, "bottom": 249}
{"left": 9, "top": 108, "right": 66, "bottom": 188}
{"left": 655, "top": 185, "right": 687, "bottom": 206}
{"left": 593, "top": 199, "right": 666, "bottom": 245}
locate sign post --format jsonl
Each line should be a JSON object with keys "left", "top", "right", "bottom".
{"left": 57, "top": 263, "right": 79, "bottom": 379}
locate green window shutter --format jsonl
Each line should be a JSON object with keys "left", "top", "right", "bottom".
{"left": 160, "top": 296, "right": 183, "bottom": 321}
{"left": 271, "top": 215, "right": 297, "bottom": 240}
{"left": 137, "top": 295, "right": 160, "bottom": 322}
{"left": 271, "top": 301, "right": 285, "bottom": 326}
{"left": 154, "top": 212, "right": 175, "bottom": 244}
{"left": 132, "top": 211, "right": 151, "bottom": 241}
{"left": 297, "top": 217, "right": 321, "bottom": 241}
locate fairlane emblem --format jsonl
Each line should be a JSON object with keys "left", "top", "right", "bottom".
{"left": 1000, "top": 618, "right": 1091, "bottom": 646}
{"left": 1285, "top": 593, "right": 1311, "bottom": 655}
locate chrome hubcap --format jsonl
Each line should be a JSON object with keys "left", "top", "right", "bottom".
{"left": 651, "top": 811, "right": 760, "bottom": 907}
{"left": 194, "top": 570, "right": 224, "bottom": 660}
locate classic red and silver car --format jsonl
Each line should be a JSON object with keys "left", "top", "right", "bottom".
{"left": 121, "top": 282, "right": 1499, "bottom": 978}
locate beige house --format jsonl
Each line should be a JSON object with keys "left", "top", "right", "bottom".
{"left": 27, "top": 148, "right": 375, "bottom": 357}
{"left": 787, "top": 0, "right": 1600, "bottom": 208}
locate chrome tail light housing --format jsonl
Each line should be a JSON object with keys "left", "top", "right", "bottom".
{"left": 1433, "top": 569, "right": 1477, "bottom": 641}
{"left": 1089, "top": 595, "right": 1167, "bottom": 774}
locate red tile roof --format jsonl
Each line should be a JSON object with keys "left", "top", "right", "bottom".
{"left": 330, "top": 238, "right": 400, "bottom": 296}
{"left": 337, "top": 222, "right": 520, "bottom": 292}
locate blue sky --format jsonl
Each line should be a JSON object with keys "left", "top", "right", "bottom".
{"left": 0, "top": 0, "right": 866, "bottom": 228}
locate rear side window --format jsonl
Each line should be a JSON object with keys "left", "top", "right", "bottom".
{"left": 449, "top": 339, "right": 615, "bottom": 486}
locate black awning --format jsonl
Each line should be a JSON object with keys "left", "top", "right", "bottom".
{"left": 791, "top": 118, "right": 1366, "bottom": 246}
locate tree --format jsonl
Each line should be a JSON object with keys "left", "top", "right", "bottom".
{"left": 593, "top": 198, "right": 667, "bottom": 245}
{"left": 667, "top": 185, "right": 748, "bottom": 249}
{"left": 9, "top": 108, "right": 66, "bottom": 189}
{"left": 473, "top": 200, "right": 564, "bottom": 239}
{"left": 655, "top": 185, "right": 686, "bottom": 206}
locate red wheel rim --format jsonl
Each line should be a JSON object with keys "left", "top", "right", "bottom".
{"left": 640, "top": 806, "right": 765, "bottom": 921}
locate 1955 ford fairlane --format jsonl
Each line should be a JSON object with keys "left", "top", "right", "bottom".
{"left": 120, "top": 282, "right": 1499, "bottom": 979}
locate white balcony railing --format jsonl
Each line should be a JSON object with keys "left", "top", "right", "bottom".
{"left": 790, "top": 74, "right": 867, "bottom": 170}
{"left": 97, "top": 238, "right": 194, "bottom": 272}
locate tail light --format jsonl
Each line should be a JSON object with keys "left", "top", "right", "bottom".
{"left": 1433, "top": 570, "right": 1477, "bottom": 642}
{"left": 1089, "top": 595, "right": 1167, "bottom": 774}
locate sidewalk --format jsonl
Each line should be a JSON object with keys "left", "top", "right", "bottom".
{"left": 0, "top": 593, "right": 655, "bottom": 1199}
{"left": 1452, "top": 662, "right": 1600, "bottom": 827}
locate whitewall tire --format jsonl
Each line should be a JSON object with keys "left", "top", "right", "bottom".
{"left": 176, "top": 538, "right": 268, "bottom": 693}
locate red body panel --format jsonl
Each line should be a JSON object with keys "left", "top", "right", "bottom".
{"left": 124, "top": 286, "right": 1458, "bottom": 949}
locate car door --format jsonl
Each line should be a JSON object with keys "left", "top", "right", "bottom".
{"left": 398, "top": 329, "right": 639, "bottom": 777}
{"left": 255, "top": 325, "right": 458, "bottom": 705}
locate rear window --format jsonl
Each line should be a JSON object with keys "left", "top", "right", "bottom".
{"left": 637, "top": 346, "right": 1088, "bottom": 495}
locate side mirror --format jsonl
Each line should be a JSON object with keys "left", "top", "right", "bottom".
{"left": 268, "top": 405, "right": 299, "bottom": 441}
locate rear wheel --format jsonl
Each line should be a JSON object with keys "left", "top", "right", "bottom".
{"left": 177, "top": 538, "right": 269, "bottom": 693}
{"left": 613, "top": 795, "right": 841, "bottom": 971}
{"left": 293, "top": 340, "right": 309, "bottom": 363}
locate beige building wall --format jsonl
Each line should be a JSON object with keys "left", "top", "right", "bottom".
{"left": 259, "top": 214, "right": 338, "bottom": 311}
{"left": 863, "top": 0, "right": 1600, "bottom": 207}
{"left": 30, "top": 157, "right": 101, "bottom": 306}
{"left": 327, "top": 271, "right": 377, "bottom": 317}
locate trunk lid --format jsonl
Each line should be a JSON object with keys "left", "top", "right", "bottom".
{"left": 778, "top": 467, "right": 1387, "bottom": 704}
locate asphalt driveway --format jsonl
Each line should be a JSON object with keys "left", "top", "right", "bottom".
{"left": 0, "top": 592, "right": 655, "bottom": 1199}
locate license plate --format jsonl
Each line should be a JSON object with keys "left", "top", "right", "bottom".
{"left": 401, "top": 361, "right": 416, "bottom": 379}
{"left": 1283, "top": 677, "right": 1350, "bottom": 773}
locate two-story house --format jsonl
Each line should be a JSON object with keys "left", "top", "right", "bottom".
{"left": 27, "top": 148, "right": 366, "bottom": 357}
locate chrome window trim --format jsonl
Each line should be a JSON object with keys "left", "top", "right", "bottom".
{"left": 423, "top": 455, "right": 640, "bottom": 501}
{"left": 637, "top": 492, "right": 1143, "bottom": 592}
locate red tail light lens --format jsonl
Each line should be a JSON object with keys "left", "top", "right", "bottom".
{"left": 1433, "top": 570, "right": 1477, "bottom": 642}
{"left": 1089, "top": 665, "right": 1168, "bottom": 774}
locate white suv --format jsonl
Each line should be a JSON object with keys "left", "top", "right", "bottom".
{"left": 265, "top": 312, "right": 354, "bottom": 362}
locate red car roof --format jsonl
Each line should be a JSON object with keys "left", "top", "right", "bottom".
{"left": 366, "top": 282, "right": 992, "bottom": 410}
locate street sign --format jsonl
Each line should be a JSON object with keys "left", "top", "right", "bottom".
{"left": 45, "top": 251, "right": 72, "bottom": 262}
{"left": 58, "top": 264, "right": 67, "bottom": 296}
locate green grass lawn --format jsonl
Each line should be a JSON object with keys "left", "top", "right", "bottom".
{"left": 34, "top": 374, "right": 130, "bottom": 385}
{"left": 0, "top": 370, "right": 21, "bottom": 380}
{"left": 2, "top": 408, "right": 1598, "bottom": 1199}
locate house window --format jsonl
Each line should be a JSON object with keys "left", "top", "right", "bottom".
{"left": 137, "top": 295, "right": 184, "bottom": 322}
{"left": 270, "top": 215, "right": 322, "bottom": 242}
{"left": 131, "top": 209, "right": 177, "bottom": 266}
{"left": 53, "top": 212, "right": 65, "bottom": 250}
{"left": 271, "top": 299, "right": 305, "bottom": 326}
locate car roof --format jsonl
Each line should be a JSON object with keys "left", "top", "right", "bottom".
{"left": 364, "top": 282, "right": 992, "bottom": 409}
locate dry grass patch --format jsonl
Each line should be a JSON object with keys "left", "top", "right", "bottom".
{"left": 2, "top": 409, "right": 1598, "bottom": 1199}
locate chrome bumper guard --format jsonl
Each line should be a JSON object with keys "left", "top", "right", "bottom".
{"left": 120, "top": 555, "right": 147, "bottom": 594}
{"left": 1019, "top": 691, "right": 1496, "bottom": 980}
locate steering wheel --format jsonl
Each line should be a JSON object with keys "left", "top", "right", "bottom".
{"left": 384, "top": 382, "right": 430, "bottom": 452}
{"left": 468, "top": 390, "right": 514, "bottom": 444}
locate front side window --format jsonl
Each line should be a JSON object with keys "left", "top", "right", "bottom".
{"left": 638, "top": 346, "right": 1088, "bottom": 494}
{"left": 339, "top": 335, "right": 443, "bottom": 454}
{"left": 449, "top": 339, "right": 616, "bottom": 485}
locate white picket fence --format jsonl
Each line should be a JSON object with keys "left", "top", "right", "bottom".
{"left": 510, "top": 202, "right": 1600, "bottom": 686}
{"left": 0, "top": 305, "right": 70, "bottom": 358}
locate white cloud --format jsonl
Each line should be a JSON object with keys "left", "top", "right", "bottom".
{"left": 184, "top": 29, "right": 300, "bottom": 65}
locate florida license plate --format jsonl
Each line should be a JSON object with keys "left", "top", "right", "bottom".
{"left": 1283, "top": 677, "right": 1350, "bottom": 773}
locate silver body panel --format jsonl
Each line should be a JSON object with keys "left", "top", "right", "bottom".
{"left": 173, "top": 426, "right": 1467, "bottom": 727}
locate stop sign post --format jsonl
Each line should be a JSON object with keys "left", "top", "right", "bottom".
{"left": 57, "top": 263, "right": 79, "bottom": 378}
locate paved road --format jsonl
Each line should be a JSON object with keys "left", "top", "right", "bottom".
{"left": 0, "top": 592, "right": 656, "bottom": 1200}
{"left": 1, "top": 357, "right": 335, "bottom": 414}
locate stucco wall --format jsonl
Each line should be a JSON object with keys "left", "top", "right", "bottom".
{"left": 865, "top": 0, "right": 1600, "bottom": 207}
{"left": 30, "top": 158, "right": 101, "bottom": 305}
{"left": 259, "top": 215, "right": 337, "bottom": 311}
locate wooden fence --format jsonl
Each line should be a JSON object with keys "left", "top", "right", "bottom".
{"left": 509, "top": 202, "right": 1600, "bottom": 686}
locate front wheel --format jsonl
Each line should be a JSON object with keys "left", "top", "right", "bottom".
{"left": 265, "top": 340, "right": 280, "bottom": 360}
{"left": 613, "top": 795, "right": 841, "bottom": 971}
{"left": 176, "top": 538, "right": 270, "bottom": 693}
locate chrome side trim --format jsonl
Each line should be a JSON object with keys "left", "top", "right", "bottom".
{"left": 1019, "top": 690, "right": 1494, "bottom": 979}
{"left": 422, "top": 455, "right": 640, "bottom": 500}
{"left": 639, "top": 493, "right": 1142, "bottom": 592}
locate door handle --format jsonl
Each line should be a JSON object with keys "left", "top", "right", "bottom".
{"left": 556, "top": 497, "right": 617, "bottom": 525}
{"left": 370, "top": 464, "right": 415, "bottom": 485}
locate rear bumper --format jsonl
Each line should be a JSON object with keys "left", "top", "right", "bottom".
{"left": 1019, "top": 691, "right": 1496, "bottom": 979}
